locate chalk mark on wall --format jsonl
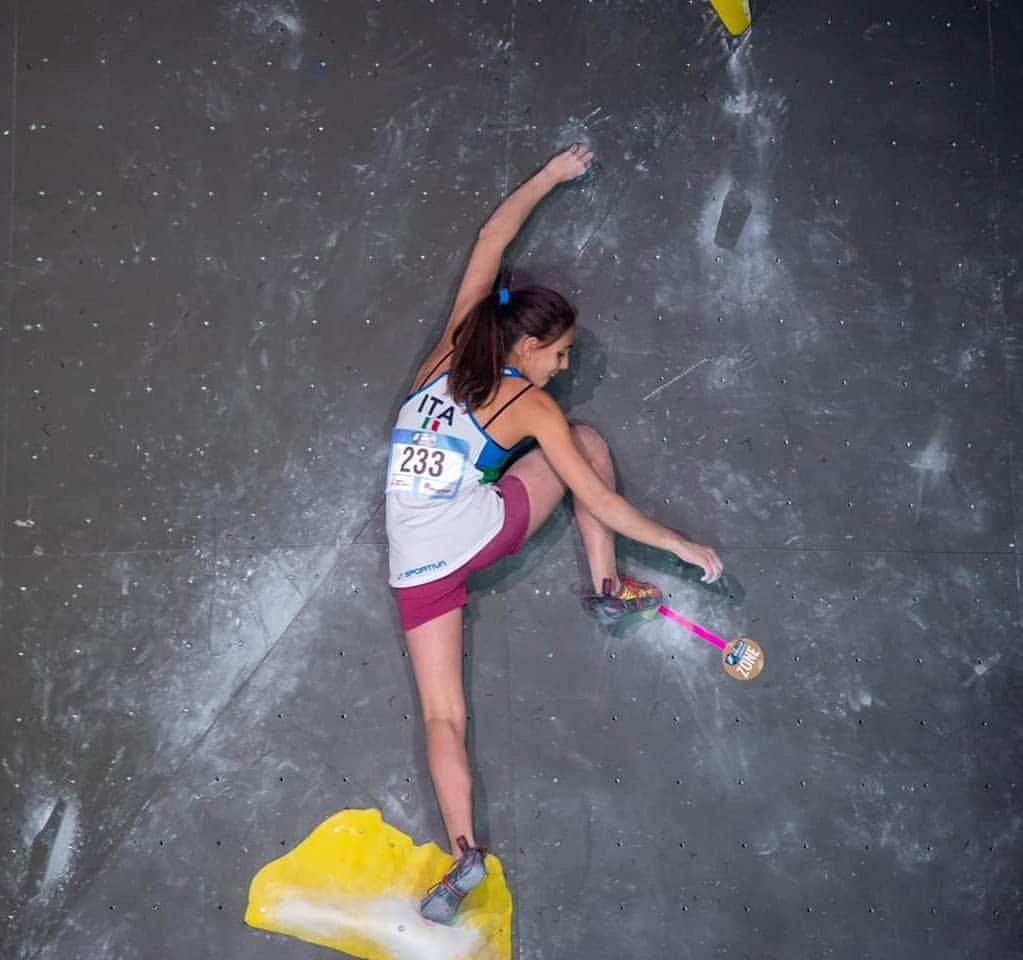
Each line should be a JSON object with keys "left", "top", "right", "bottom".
{"left": 643, "top": 357, "right": 712, "bottom": 401}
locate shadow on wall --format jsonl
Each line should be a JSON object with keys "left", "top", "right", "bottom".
{"left": 544, "top": 324, "right": 606, "bottom": 414}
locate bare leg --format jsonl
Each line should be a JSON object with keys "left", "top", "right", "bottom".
{"left": 407, "top": 426, "right": 621, "bottom": 855}
{"left": 568, "top": 424, "right": 619, "bottom": 593}
{"left": 507, "top": 423, "right": 619, "bottom": 593}
{"left": 404, "top": 606, "right": 475, "bottom": 854}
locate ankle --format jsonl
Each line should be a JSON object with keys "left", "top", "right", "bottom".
{"left": 451, "top": 835, "right": 477, "bottom": 857}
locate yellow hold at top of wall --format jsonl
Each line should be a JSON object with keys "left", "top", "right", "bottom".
{"left": 709, "top": 0, "right": 751, "bottom": 35}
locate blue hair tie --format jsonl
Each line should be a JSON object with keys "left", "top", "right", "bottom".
{"left": 497, "top": 287, "right": 510, "bottom": 306}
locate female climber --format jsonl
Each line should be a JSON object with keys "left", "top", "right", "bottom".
{"left": 385, "top": 144, "right": 724, "bottom": 924}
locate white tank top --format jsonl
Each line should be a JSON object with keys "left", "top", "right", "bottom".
{"left": 385, "top": 364, "right": 532, "bottom": 588}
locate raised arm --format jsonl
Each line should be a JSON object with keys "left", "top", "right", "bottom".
{"left": 523, "top": 391, "right": 724, "bottom": 582}
{"left": 439, "top": 145, "right": 594, "bottom": 348}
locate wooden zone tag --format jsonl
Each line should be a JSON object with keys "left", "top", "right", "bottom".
{"left": 722, "top": 637, "right": 764, "bottom": 681}
{"left": 656, "top": 605, "right": 764, "bottom": 682}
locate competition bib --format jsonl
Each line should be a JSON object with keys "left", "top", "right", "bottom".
{"left": 385, "top": 428, "right": 468, "bottom": 500}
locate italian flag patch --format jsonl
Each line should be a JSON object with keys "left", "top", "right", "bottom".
{"left": 420, "top": 418, "right": 441, "bottom": 431}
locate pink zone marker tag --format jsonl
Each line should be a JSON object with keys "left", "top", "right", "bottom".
{"left": 656, "top": 604, "right": 727, "bottom": 650}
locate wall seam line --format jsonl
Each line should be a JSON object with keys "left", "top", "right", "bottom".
{"left": 2, "top": 0, "right": 21, "bottom": 561}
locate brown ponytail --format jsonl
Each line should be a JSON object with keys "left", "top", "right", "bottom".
{"left": 449, "top": 286, "right": 576, "bottom": 410}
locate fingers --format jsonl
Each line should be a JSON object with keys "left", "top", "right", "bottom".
{"left": 676, "top": 541, "right": 723, "bottom": 583}
{"left": 552, "top": 143, "right": 594, "bottom": 179}
{"left": 572, "top": 146, "right": 595, "bottom": 171}
{"left": 699, "top": 549, "right": 724, "bottom": 583}
{"left": 567, "top": 143, "right": 594, "bottom": 165}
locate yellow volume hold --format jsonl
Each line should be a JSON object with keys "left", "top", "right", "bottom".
{"left": 709, "top": 0, "right": 751, "bottom": 35}
{"left": 245, "top": 808, "right": 512, "bottom": 960}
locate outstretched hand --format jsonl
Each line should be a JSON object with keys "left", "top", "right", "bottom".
{"left": 545, "top": 143, "right": 595, "bottom": 183}
{"left": 676, "top": 540, "right": 724, "bottom": 584}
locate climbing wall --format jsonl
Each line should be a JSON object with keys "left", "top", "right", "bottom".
{"left": 2, "top": 1, "right": 1021, "bottom": 958}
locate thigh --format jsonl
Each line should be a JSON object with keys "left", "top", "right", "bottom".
{"left": 405, "top": 607, "right": 466, "bottom": 723}
{"left": 504, "top": 444, "right": 568, "bottom": 541}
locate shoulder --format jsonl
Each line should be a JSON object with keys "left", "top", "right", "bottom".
{"left": 410, "top": 346, "right": 453, "bottom": 394}
{"left": 520, "top": 386, "right": 561, "bottom": 415}
{"left": 505, "top": 385, "right": 567, "bottom": 437}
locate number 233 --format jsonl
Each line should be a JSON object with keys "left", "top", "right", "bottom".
{"left": 399, "top": 446, "right": 446, "bottom": 478}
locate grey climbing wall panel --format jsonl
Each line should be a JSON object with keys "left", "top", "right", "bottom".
{"left": 1, "top": 1, "right": 1021, "bottom": 959}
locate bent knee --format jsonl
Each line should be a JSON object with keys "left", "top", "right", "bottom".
{"left": 570, "top": 422, "right": 609, "bottom": 459}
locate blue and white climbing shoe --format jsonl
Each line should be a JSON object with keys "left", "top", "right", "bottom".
{"left": 419, "top": 836, "right": 488, "bottom": 925}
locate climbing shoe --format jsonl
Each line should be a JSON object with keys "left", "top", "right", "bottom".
{"left": 581, "top": 576, "right": 663, "bottom": 625}
{"left": 419, "top": 836, "right": 488, "bottom": 925}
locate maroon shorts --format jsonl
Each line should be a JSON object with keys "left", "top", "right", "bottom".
{"left": 393, "top": 474, "right": 531, "bottom": 633}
